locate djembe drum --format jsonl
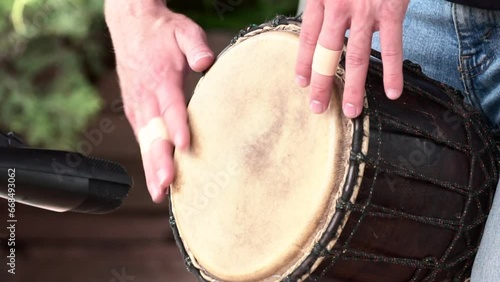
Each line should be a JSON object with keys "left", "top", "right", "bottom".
{"left": 169, "top": 16, "right": 499, "bottom": 282}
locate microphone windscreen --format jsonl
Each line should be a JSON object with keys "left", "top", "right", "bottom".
{"left": 72, "top": 156, "right": 132, "bottom": 214}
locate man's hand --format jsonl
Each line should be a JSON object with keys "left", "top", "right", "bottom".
{"left": 296, "top": 0, "right": 409, "bottom": 118}
{"left": 105, "top": 0, "right": 214, "bottom": 202}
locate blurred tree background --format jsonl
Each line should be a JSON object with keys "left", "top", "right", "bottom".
{"left": 0, "top": 0, "right": 297, "bottom": 149}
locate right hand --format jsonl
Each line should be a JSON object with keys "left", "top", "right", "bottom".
{"left": 105, "top": 0, "right": 214, "bottom": 203}
{"left": 296, "top": 0, "right": 408, "bottom": 118}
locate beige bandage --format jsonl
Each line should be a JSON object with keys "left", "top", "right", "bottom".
{"left": 138, "top": 117, "right": 169, "bottom": 153}
{"left": 312, "top": 44, "right": 342, "bottom": 76}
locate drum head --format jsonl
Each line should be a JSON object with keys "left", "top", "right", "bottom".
{"left": 171, "top": 29, "right": 352, "bottom": 281}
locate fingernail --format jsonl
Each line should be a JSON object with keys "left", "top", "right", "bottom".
{"left": 157, "top": 168, "right": 169, "bottom": 186}
{"left": 295, "top": 75, "right": 308, "bottom": 87}
{"left": 194, "top": 52, "right": 213, "bottom": 64}
{"left": 173, "top": 132, "right": 185, "bottom": 149}
{"left": 343, "top": 103, "right": 359, "bottom": 118}
{"left": 310, "top": 100, "right": 325, "bottom": 114}
{"left": 386, "top": 89, "right": 401, "bottom": 100}
{"left": 148, "top": 181, "right": 159, "bottom": 199}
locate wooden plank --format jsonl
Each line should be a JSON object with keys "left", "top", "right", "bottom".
{"left": 0, "top": 243, "right": 197, "bottom": 282}
{"left": 0, "top": 204, "right": 171, "bottom": 240}
{"left": 0, "top": 205, "right": 191, "bottom": 282}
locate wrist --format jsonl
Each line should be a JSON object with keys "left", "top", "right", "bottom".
{"left": 105, "top": 0, "right": 166, "bottom": 25}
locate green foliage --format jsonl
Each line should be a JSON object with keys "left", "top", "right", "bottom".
{"left": 0, "top": 0, "right": 105, "bottom": 149}
{"left": 0, "top": 0, "right": 299, "bottom": 149}
{"left": 170, "top": 0, "right": 299, "bottom": 30}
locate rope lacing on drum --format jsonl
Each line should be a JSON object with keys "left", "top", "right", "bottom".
{"left": 168, "top": 216, "right": 176, "bottom": 227}
{"left": 185, "top": 257, "right": 193, "bottom": 268}
{"left": 349, "top": 151, "right": 365, "bottom": 162}
{"left": 336, "top": 199, "right": 353, "bottom": 212}
{"left": 310, "top": 58, "right": 498, "bottom": 282}
{"left": 271, "top": 15, "right": 290, "bottom": 27}
{"left": 312, "top": 243, "right": 331, "bottom": 258}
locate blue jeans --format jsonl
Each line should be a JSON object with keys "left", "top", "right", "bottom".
{"left": 371, "top": 1, "right": 500, "bottom": 281}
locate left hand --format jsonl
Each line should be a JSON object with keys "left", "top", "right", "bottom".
{"left": 105, "top": 0, "right": 214, "bottom": 202}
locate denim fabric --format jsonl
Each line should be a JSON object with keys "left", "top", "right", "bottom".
{"left": 371, "top": 1, "right": 500, "bottom": 281}
{"left": 472, "top": 186, "right": 500, "bottom": 281}
{"left": 298, "top": 0, "right": 306, "bottom": 15}
{"left": 372, "top": 0, "right": 500, "bottom": 134}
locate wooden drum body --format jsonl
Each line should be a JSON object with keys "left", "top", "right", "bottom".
{"left": 169, "top": 17, "right": 499, "bottom": 282}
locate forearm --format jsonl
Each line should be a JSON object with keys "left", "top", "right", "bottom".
{"left": 104, "top": 0, "right": 167, "bottom": 26}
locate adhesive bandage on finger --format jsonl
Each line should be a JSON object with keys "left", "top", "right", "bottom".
{"left": 312, "top": 44, "right": 342, "bottom": 77}
{"left": 138, "top": 117, "right": 169, "bottom": 153}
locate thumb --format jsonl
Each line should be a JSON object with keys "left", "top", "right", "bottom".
{"left": 175, "top": 21, "right": 214, "bottom": 72}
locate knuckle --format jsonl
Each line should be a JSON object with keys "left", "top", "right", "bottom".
{"left": 331, "top": 2, "right": 349, "bottom": 18}
{"left": 346, "top": 52, "right": 367, "bottom": 67}
{"left": 176, "top": 17, "right": 203, "bottom": 37}
{"left": 297, "top": 57, "right": 312, "bottom": 70}
{"left": 142, "top": 80, "right": 160, "bottom": 94}
{"left": 129, "top": 84, "right": 154, "bottom": 105}
{"left": 380, "top": 2, "right": 408, "bottom": 20}
{"left": 382, "top": 47, "right": 402, "bottom": 58}
{"left": 337, "top": 2, "right": 348, "bottom": 14}
{"left": 159, "top": 98, "right": 182, "bottom": 117}
{"left": 310, "top": 81, "right": 330, "bottom": 97}
{"left": 350, "top": 25, "right": 375, "bottom": 40}
{"left": 300, "top": 31, "right": 318, "bottom": 48}
{"left": 143, "top": 65, "right": 183, "bottom": 91}
{"left": 384, "top": 71, "right": 402, "bottom": 83}
{"left": 343, "top": 86, "right": 365, "bottom": 99}
{"left": 149, "top": 62, "right": 167, "bottom": 78}
{"left": 189, "top": 42, "right": 209, "bottom": 57}
{"left": 189, "top": 23, "right": 205, "bottom": 37}
{"left": 320, "top": 23, "right": 337, "bottom": 38}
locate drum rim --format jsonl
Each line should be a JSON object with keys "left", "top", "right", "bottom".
{"left": 168, "top": 16, "right": 368, "bottom": 282}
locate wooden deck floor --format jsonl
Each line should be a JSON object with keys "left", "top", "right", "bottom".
{"left": 0, "top": 31, "right": 233, "bottom": 282}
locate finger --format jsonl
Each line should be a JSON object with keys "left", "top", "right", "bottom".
{"left": 379, "top": 20, "right": 404, "bottom": 100}
{"left": 309, "top": 6, "right": 348, "bottom": 114}
{"left": 175, "top": 19, "right": 214, "bottom": 72}
{"left": 141, "top": 116, "right": 174, "bottom": 201}
{"left": 150, "top": 137, "right": 174, "bottom": 200}
{"left": 156, "top": 73, "right": 185, "bottom": 197}
{"left": 136, "top": 93, "right": 173, "bottom": 203}
{"left": 157, "top": 70, "right": 190, "bottom": 151}
{"left": 295, "top": 0, "right": 324, "bottom": 88}
{"left": 343, "top": 23, "right": 373, "bottom": 118}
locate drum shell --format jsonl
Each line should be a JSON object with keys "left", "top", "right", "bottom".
{"left": 168, "top": 17, "right": 500, "bottom": 282}
{"left": 320, "top": 55, "right": 499, "bottom": 282}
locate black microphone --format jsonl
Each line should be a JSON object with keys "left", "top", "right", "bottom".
{"left": 0, "top": 132, "right": 132, "bottom": 214}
